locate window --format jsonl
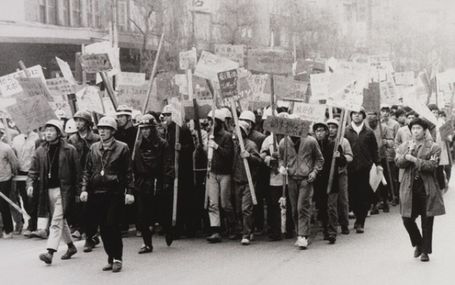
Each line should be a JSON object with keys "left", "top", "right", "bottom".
{"left": 72, "top": 0, "right": 81, "bottom": 27}
{"left": 94, "top": 1, "right": 101, "bottom": 28}
{"left": 87, "top": 0, "right": 93, "bottom": 27}
{"left": 117, "top": 0, "right": 128, "bottom": 32}
{"left": 63, "top": 0, "right": 70, "bottom": 26}
{"left": 47, "top": 0, "right": 57, "bottom": 25}
{"left": 39, "top": 0, "right": 46, "bottom": 23}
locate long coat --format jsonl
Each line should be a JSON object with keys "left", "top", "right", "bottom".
{"left": 27, "top": 139, "right": 81, "bottom": 218}
{"left": 395, "top": 139, "right": 445, "bottom": 218}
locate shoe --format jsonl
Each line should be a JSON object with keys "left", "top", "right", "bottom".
{"left": 138, "top": 245, "right": 153, "bottom": 254}
{"left": 83, "top": 241, "right": 94, "bottom": 253}
{"left": 112, "top": 260, "right": 122, "bottom": 273}
{"left": 420, "top": 253, "right": 430, "bottom": 262}
{"left": 241, "top": 238, "right": 250, "bottom": 245}
{"left": 31, "top": 230, "right": 48, "bottom": 239}
{"left": 92, "top": 235, "right": 100, "bottom": 246}
{"left": 296, "top": 236, "right": 308, "bottom": 250}
{"left": 2, "top": 232, "right": 13, "bottom": 239}
{"left": 102, "top": 263, "right": 113, "bottom": 271}
{"left": 383, "top": 206, "right": 390, "bottom": 213}
{"left": 39, "top": 253, "right": 53, "bottom": 264}
{"left": 356, "top": 226, "right": 364, "bottom": 234}
{"left": 370, "top": 207, "right": 379, "bottom": 215}
{"left": 71, "top": 230, "right": 81, "bottom": 240}
{"left": 206, "top": 233, "right": 222, "bottom": 243}
{"left": 341, "top": 226, "right": 350, "bottom": 235}
{"left": 61, "top": 246, "right": 77, "bottom": 260}
{"left": 414, "top": 246, "right": 422, "bottom": 258}
{"left": 328, "top": 236, "right": 336, "bottom": 244}
{"left": 14, "top": 223, "right": 23, "bottom": 235}
{"left": 23, "top": 230, "right": 32, "bottom": 238}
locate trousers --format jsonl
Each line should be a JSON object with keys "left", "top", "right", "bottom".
{"left": 234, "top": 182, "right": 254, "bottom": 238}
{"left": 288, "top": 178, "right": 313, "bottom": 237}
{"left": 46, "top": 187, "right": 73, "bottom": 250}
{"left": 206, "top": 173, "right": 234, "bottom": 230}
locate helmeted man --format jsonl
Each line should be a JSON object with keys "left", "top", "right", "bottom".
{"left": 80, "top": 116, "right": 135, "bottom": 273}
{"left": 205, "top": 109, "right": 235, "bottom": 243}
{"left": 279, "top": 121, "right": 324, "bottom": 249}
{"left": 132, "top": 114, "right": 167, "bottom": 254}
{"left": 27, "top": 120, "right": 80, "bottom": 265}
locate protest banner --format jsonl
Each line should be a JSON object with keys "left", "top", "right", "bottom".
{"left": 79, "top": 53, "right": 113, "bottom": 73}
{"left": 293, "top": 59, "right": 326, "bottom": 80}
{"left": 310, "top": 73, "right": 330, "bottom": 101}
{"left": 56, "top": 57, "right": 77, "bottom": 85}
{"left": 380, "top": 80, "right": 399, "bottom": 105}
{"left": 194, "top": 51, "right": 239, "bottom": 82}
{"left": 247, "top": 48, "right": 293, "bottom": 75}
{"left": 116, "top": 72, "right": 146, "bottom": 87}
{"left": 218, "top": 69, "right": 239, "bottom": 99}
{"left": 179, "top": 48, "right": 197, "bottom": 70}
{"left": 293, "top": 102, "right": 326, "bottom": 122}
{"left": 265, "top": 75, "right": 308, "bottom": 100}
{"left": 402, "top": 88, "right": 438, "bottom": 125}
{"left": 363, "top": 82, "right": 381, "bottom": 113}
{"left": 0, "top": 65, "right": 45, "bottom": 97}
{"left": 76, "top": 86, "right": 104, "bottom": 114}
{"left": 46, "top": 78, "right": 76, "bottom": 96}
{"left": 214, "top": 44, "right": 245, "bottom": 67}
{"left": 18, "top": 77, "right": 52, "bottom": 100}
{"left": 6, "top": 96, "right": 57, "bottom": 134}
{"left": 48, "top": 92, "right": 72, "bottom": 118}
{"left": 263, "top": 116, "right": 311, "bottom": 137}
{"left": 394, "top": 71, "right": 415, "bottom": 86}
{"left": 168, "top": 97, "right": 184, "bottom": 127}
{"left": 326, "top": 80, "right": 364, "bottom": 112}
{"left": 117, "top": 83, "right": 149, "bottom": 111}
{"left": 85, "top": 41, "right": 120, "bottom": 76}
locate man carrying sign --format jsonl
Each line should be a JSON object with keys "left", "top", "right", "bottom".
{"left": 278, "top": 117, "right": 324, "bottom": 249}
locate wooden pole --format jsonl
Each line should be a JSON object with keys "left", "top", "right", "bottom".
{"left": 326, "top": 109, "right": 347, "bottom": 194}
{"left": 204, "top": 80, "right": 216, "bottom": 209}
{"left": 280, "top": 135, "right": 288, "bottom": 234}
{"left": 100, "top": 72, "right": 118, "bottom": 109}
{"left": 172, "top": 122, "right": 180, "bottom": 227}
{"left": 142, "top": 32, "right": 165, "bottom": 114}
{"left": 230, "top": 97, "right": 257, "bottom": 205}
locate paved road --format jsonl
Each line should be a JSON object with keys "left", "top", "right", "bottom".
{"left": 1, "top": 181, "right": 454, "bottom": 285}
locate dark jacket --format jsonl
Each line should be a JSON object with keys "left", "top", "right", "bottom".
{"left": 133, "top": 135, "right": 167, "bottom": 193}
{"left": 344, "top": 123, "right": 379, "bottom": 173}
{"left": 211, "top": 129, "right": 234, "bottom": 175}
{"left": 27, "top": 139, "right": 81, "bottom": 218}
{"left": 67, "top": 130, "right": 100, "bottom": 169}
{"left": 232, "top": 138, "right": 262, "bottom": 183}
{"left": 395, "top": 139, "right": 445, "bottom": 217}
{"left": 81, "top": 139, "right": 134, "bottom": 195}
{"left": 248, "top": 130, "right": 266, "bottom": 154}
{"left": 114, "top": 121, "right": 138, "bottom": 151}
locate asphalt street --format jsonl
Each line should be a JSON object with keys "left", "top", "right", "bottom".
{"left": 1, "top": 180, "right": 454, "bottom": 285}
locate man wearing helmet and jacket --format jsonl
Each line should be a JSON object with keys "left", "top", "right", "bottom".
{"left": 133, "top": 114, "right": 167, "bottom": 254}
{"left": 80, "top": 116, "right": 135, "bottom": 273}
{"left": 67, "top": 110, "right": 100, "bottom": 249}
{"left": 27, "top": 120, "right": 81, "bottom": 265}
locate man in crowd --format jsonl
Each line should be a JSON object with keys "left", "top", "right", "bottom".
{"left": 205, "top": 109, "right": 235, "bottom": 243}
{"left": 279, "top": 122, "right": 324, "bottom": 249}
{"left": 27, "top": 120, "right": 80, "bottom": 265}
{"left": 132, "top": 114, "right": 167, "bottom": 254}
{"left": 345, "top": 108, "right": 380, "bottom": 233}
{"left": 67, "top": 110, "right": 100, "bottom": 252}
{"left": 80, "top": 116, "right": 135, "bottom": 273}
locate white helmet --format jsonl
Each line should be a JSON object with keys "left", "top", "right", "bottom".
{"left": 64, "top": 119, "right": 77, "bottom": 134}
{"left": 207, "top": 109, "right": 226, "bottom": 122}
{"left": 162, "top": 104, "right": 173, "bottom": 114}
{"left": 262, "top": 107, "right": 277, "bottom": 120}
{"left": 238, "top": 120, "right": 251, "bottom": 135}
{"left": 239, "top": 110, "right": 256, "bottom": 123}
{"left": 221, "top": 107, "right": 232, "bottom": 119}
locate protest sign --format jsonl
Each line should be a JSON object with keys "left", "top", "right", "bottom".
{"left": 263, "top": 116, "right": 311, "bottom": 137}
{"left": 169, "top": 97, "right": 184, "bottom": 127}
{"left": 394, "top": 71, "right": 415, "bottom": 86}
{"left": 327, "top": 80, "right": 364, "bottom": 112}
{"left": 363, "top": 82, "right": 381, "bottom": 113}
{"left": 214, "top": 44, "right": 245, "bottom": 67}
{"left": 18, "top": 77, "right": 52, "bottom": 100}
{"left": 194, "top": 51, "right": 239, "bottom": 82}
{"left": 380, "top": 80, "right": 399, "bottom": 105}
{"left": 218, "top": 69, "right": 238, "bottom": 99}
{"left": 76, "top": 86, "right": 104, "bottom": 114}
{"left": 48, "top": 93, "right": 72, "bottom": 118}
{"left": 46, "top": 78, "right": 76, "bottom": 95}
{"left": 116, "top": 72, "right": 146, "bottom": 87}
{"left": 6, "top": 96, "right": 57, "bottom": 134}
{"left": 85, "top": 42, "right": 120, "bottom": 76}
{"left": 439, "top": 119, "right": 454, "bottom": 141}
{"left": 293, "top": 102, "right": 326, "bottom": 122}
{"left": 310, "top": 73, "right": 330, "bottom": 101}
{"left": 402, "top": 88, "right": 438, "bottom": 125}
{"left": 117, "top": 83, "right": 149, "bottom": 111}
{"left": 0, "top": 65, "right": 45, "bottom": 97}
{"left": 56, "top": 57, "right": 77, "bottom": 85}
{"left": 265, "top": 75, "right": 308, "bottom": 100}
{"left": 79, "top": 54, "right": 113, "bottom": 73}
{"left": 179, "top": 48, "right": 197, "bottom": 70}
{"left": 247, "top": 48, "right": 293, "bottom": 75}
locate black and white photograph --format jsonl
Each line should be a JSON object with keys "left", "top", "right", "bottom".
{"left": 0, "top": 0, "right": 454, "bottom": 284}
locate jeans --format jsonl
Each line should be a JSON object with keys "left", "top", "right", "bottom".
{"left": 206, "top": 173, "right": 234, "bottom": 230}
{"left": 46, "top": 187, "right": 73, "bottom": 251}
{"left": 402, "top": 179, "right": 435, "bottom": 254}
{"left": 337, "top": 172, "right": 349, "bottom": 228}
{"left": 288, "top": 177, "right": 313, "bottom": 237}
{"left": 0, "top": 180, "right": 13, "bottom": 234}
{"left": 234, "top": 182, "right": 254, "bottom": 238}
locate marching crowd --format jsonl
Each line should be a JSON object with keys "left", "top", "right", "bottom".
{"left": 0, "top": 101, "right": 449, "bottom": 272}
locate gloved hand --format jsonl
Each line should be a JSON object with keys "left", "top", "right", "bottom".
{"left": 80, "top": 191, "right": 88, "bottom": 202}
{"left": 125, "top": 194, "right": 135, "bottom": 205}
{"left": 278, "top": 166, "right": 287, "bottom": 176}
{"left": 208, "top": 140, "right": 218, "bottom": 150}
{"left": 308, "top": 171, "right": 317, "bottom": 183}
{"left": 27, "top": 186, "right": 34, "bottom": 198}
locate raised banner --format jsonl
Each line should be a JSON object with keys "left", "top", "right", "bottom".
{"left": 6, "top": 96, "right": 57, "bottom": 134}
{"left": 56, "top": 57, "right": 77, "bottom": 85}
{"left": 394, "top": 71, "right": 415, "bottom": 86}
{"left": 46, "top": 78, "right": 76, "bottom": 95}
{"left": 267, "top": 75, "right": 308, "bottom": 100}
{"left": 116, "top": 72, "right": 146, "bottom": 87}
{"left": 194, "top": 51, "right": 239, "bottom": 82}
{"left": 310, "top": 73, "right": 330, "bottom": 101}
{"left": 214, "top": 44, "right": 245, "bottom": 67}
{"left": 218, "top": 69, "right": 238, "bottom": 98}
{"left": 85, "top": 42, "right": 120, "bottom": 76}
{"left": 247, "top": 48, "right": 293, "bottom": 75}
{"left": 0, "top": 65, "right": 45, "bottom": 97}
{"left": 79, "top": 53, "right": 113, "bottom": 73}
{"left": 76, "top": 86, "right": 104, "bottom": 114}
{"left": 179, "top": 48, "right": 197, "bottom": 70}
{"left": 293, "top": 102, "right": 326, "bottom": 122}
{"left": 18, "top": 77, "right": 52, "bottom": 100}
{"left": 263, "top": 116, "right": 311, "bottom": 137}
{"left": 116, "top": 83, "right": 149, "bottom": 111}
